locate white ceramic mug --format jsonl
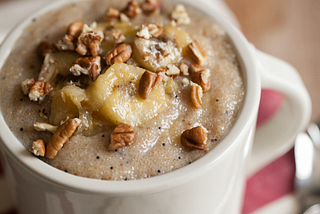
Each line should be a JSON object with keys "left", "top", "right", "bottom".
{"left": 0, "top": 0, "right": 311, "bottom": 213}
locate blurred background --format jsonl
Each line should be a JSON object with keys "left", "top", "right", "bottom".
{"left": 225, "top": 0, "right": 320, "bottom": 122}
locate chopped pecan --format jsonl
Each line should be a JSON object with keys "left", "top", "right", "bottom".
{"left": 139, "top": 70, "right": 163, "bottom": 100}
{"left": 21, "top": 78, "right": 35, "bottom": 95}
{"left": 122, "top": 0, "right": 142, "bottom": 18}
{"left": 136, "top": 26, "right": 151, "bottom": 39}
{"left": 104, "top": 7, "right": 120, "bottom": 21}
{"left": 28, "top": 81, "right": 53, "bottom": 103}
{"left": 76, "top": 24, "right": 104, "bottom": 56}
{"left": 182, "top": 77, "right": 189, "bottom": 86}
{"left": 171, "top": 4, "right": 191, "bottom": 25}
{"left": 146, "top": 23, "right": 163, "bottom": 38}
{"left": 37, "top": 41, "right": 57, "bottom": 58}
{"left": 112, "top": 30, "right": 126, "bottom": 43}
{"left": 141, "top": 0, "right": 162, "bottom": 15}
{"left": 190, "top": 81, "right": 203, "bottom": 109}
{"left": 120, "top": 13, "right": 130, "bottom": 23}
{"left": 181, "top": 126, "right": 208, "bottom": 150}
{"left": 166, "top": 64, "right": 180, "bottom": 78}
{"left": 110, "top": 123, "right": 135, "bottom": 150}
{"left": 29, "top": 139, "right": 46, "bottom": 157}
{"left": 70, "top": 56, "right": 101, "bottom": 81}
{"left": 105, "top": 43, "right": 132, "bottom": 65}
{"left": 187, "top": 40, "right": 207, "bottom": 65}
{"left": 136, "top": 24, "right": 163, "bottom": 39}
{"left": 190, "top": 64, "right": 211, "bottom": 92}
{"left": 46, "top": 118, "right": 81, "bottom": 159}
{"left": 179, "top": 62, "right": 189, "bottom": 76}
{"left": 67, "top": 21, "right": 84, "bottom": 38}
{"left": 33, "top": 121, "right": 58, "bottom": 134}
{"left": 56, "top": 34, "right": 76, "bottom": 51}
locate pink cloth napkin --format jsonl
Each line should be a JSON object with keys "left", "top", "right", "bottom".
{"left": 0, "top": 89, "right": 289, "bottom": 214}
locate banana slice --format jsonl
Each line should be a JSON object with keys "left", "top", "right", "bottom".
{"left": 163, "top": 24, "right": 192, "bottom": 56}
{"left": 132, "top": 36, "right": 181, "bottom": 72}
{"left": 86, "top": 63, "right": 167, "bottom": 126}
{"left": 49, "top": 84, "right": 108, "bottom": 134}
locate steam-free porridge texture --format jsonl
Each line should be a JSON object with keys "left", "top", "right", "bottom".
{"left": 0, "top": 0, "right": 244, "bottom": 180}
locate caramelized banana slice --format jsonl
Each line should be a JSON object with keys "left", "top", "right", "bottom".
{"left": 49, "top": 85, "right": 108, "bottom": 134}
{"left": 86, "top": 63, "right": 167, "bottom": 126}
{"left": 163, "top": 24, "right": 192, "bottom": 55}
{"left": 132, "top": 36, "right": 181, "bottom": 72}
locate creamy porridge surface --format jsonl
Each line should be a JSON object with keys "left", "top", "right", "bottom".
{"left": 0, "top": 0, "right": 244, "bottom": 180}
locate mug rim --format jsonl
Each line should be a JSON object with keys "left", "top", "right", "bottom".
{"left": 0, "top": 0, "right": 260, "bottom": 195}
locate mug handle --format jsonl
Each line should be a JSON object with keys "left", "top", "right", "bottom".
{"left": 248, "top": 47, "right": 312, "bottom": 175}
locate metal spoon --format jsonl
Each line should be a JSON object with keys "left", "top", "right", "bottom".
{"left": 295, "top": 120, "right": 320, "bottom": 214}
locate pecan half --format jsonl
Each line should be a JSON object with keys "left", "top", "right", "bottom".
{"left": 171, "top": 4, "right": 191, "bottom": 25}
{"left": 46, "top": 118, "right": 81, "bottom": 159}
{"left": 37, "top": 41, "right": 57, "bottom": 58}
{"left": 28, "top": 81, "right": 53, "bottom": 103}
{"left": 110, "top": 123, "right": 135, "bottom": 150}
{"left": 190, "top": 81, "right": 203, "bottom": 109}
{"left": 139, "top": 70, "right": 163, "bottom": 100}
{"left": 187, "top": 40, "right": 207, "bottom": 65}
{"left": 141, "top": 0, "right": 162, "bottom": 15}
{"left": 181, "top": 126, "right": 208, "bottom": 150}
{"left": 122, "top": 0, "right": 142, "bottom": 18}
{"left": 70, "top": 56, "right": 101, "bottom": 81}
{"left": 190, "top": 64, "right": 211, "bottom": 92}
{"left": 76, "top": 24, "right": 104, "bottom": 56}
{"left": 105, "top": 43, "right": 132, "bottom": 65}
{"left": 104, "top": 7, "right": 120, "bottom": 21}
{"left": 67, "top": 21, "right": 84, "bottom": 38}
{"left": 29, "top": 139, "right": 46, "bottom": 157}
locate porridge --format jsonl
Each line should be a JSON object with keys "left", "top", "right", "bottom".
{"left": 0, "top": 0, "right": 244, "bottom": 180}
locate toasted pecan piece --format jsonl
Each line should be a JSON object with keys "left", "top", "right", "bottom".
{"left": 187, "top": 40, "right": 207, "bottom": 65}
{"left": 122, "top": 0, "right": 142, "bottom": 18}
{"left": 28, "top": 81, "right": 53, "bottom": 103}
{"left": 190, "top": 64, "right": 211, "bottom": 92}
{"left": 181, "top": 126, "right": 208, "bottom": 150}
{"left": 29, "top": 139, "right": 46, "bottom": 157}
{"left": 105, "top": 43, "right": 132, "bottom": 65}
{"left": 141, "top": 0, "right": 162, "bottom": 15}
{"left": 171, "top": 4, "right": 191, "bottom": 25}
{"left": 70, "top": 56, "right": 101, "bottom": 81}
{"left": 139, "top": 70, "right": 163, "bottom": 100}
{"left": 104, "top": 7, "right": 120, "bottom": 21}
{"left": 190, "top": 81, "right": 203, "bottom": 109}
{"left": 110, "top": 123, "right": 135, "bottom": 150}
{"left": 46, "top": 118, "right": 81, "bottom": 159}
{"left": 37, "top": 41, "right": 57, "bottom": 58}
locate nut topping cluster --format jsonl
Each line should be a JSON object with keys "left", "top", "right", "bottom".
{"left": 70, "top": 56, "right": 101, "bottom": 81}
{"left": 25, "top": 0, "right": 218, "bottom": 162}
{"left": 76, "top": 24, "right": 104, "bottom": 56}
